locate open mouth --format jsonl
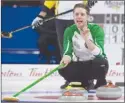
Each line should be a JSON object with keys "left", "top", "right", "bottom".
{"left": 77, "top": 20, "right": 83, "bottom": 24}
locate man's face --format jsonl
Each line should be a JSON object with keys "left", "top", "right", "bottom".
{"left": 73, "top": 7, "right": 88, "bottom": 29}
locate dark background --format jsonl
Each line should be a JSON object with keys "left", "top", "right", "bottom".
{"left": 1, "top": 0, "right": 60, "bottom": 64}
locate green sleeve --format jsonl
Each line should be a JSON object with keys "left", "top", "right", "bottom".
{"left": 63, "top": 27, "right": 73, "bottom": 59}
{"left": 93, "top": 25, "right": 106, "bottom": 57}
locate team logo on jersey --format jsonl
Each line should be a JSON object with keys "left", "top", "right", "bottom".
{"left": 104, "top": 1, "right": 124, "bottom": 10}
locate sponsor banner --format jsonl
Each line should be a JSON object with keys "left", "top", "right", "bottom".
{"left": 90, "top": 1, "right": 124, "bottom": 14}
{"left": 1, "top": 64, "right": 124, "bottom": 82}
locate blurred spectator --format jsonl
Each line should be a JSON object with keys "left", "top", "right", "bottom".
{"left": 34, "top": 7, "right": 60, "bottom": 64}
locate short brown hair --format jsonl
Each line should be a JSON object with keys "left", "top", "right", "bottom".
{"left": 73, "top": 3, "right": 90, "bottom": 15}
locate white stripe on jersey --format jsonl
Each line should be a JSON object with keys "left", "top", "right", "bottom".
{"left": 64, "top": 40, "right": 70, "bottom": 55}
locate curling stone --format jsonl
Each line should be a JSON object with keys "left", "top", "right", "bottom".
{"left": 96, "top": 81, "right": 122, "bottom": 100}
{"left": 59, "top": 82, "right": 88, "bottom": 101}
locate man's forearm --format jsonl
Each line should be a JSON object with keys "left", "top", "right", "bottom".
{"left": 85, "top": 38, "right": 100, "bottom": 55}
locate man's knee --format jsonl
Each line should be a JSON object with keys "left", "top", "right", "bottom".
{"left": 91, "top": 58, "right": 109, "bottom": 79}
{"left": 93, "top": 57, "right": 109, "bottom": 70}
{"left": 58, "top": 62, "right": 72, "bottom": 75}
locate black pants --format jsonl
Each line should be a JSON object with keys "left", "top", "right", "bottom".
{"left": 55, "top": 19, "right": 74, "bottom": 57}
{"left": 35, "top": 17, "right": 61, "bottom": 63}
{"left": 58, "top": 57, "right": 109, "bottom": 85}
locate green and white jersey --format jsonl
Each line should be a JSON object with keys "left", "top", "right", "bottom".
{"left": 63, "top": 23, "right": 106, "bottom": 61}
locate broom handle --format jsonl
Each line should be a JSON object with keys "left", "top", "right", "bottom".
{"left": 13, "top": 64, "right": 65, "bottom": 97}
{"left": 11, "top": 9, "right": 73, "bottom": 34}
